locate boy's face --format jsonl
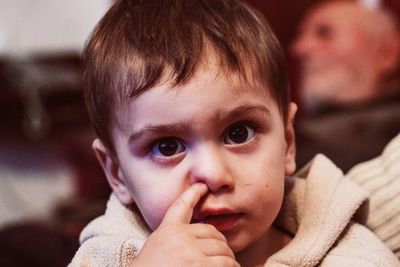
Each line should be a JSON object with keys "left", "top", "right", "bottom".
{"left": 95, "top": 64, "right": 296, "bottom": 253}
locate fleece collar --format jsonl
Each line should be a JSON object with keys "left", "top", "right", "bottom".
{"left": 268, "top": 154, "right": 369, "bottom": 266}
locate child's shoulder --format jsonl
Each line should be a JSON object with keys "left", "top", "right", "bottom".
{"left": 271, "top": 154, "right": 398, "bottom": 265}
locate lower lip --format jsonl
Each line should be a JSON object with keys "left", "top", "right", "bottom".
{"left": 202, "top": 214, "right": 242, "bottom": 232}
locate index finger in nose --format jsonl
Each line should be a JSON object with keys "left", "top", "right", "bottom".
{"left": 161, "top": 183, "right": 208, "bottom": 225}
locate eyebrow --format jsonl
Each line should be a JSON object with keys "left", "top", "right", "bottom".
{"left": 128, "top": 104, "right": 271, "bottom": 143}
{"left": 214, "top": 104, "right": 270, "bottom": 123}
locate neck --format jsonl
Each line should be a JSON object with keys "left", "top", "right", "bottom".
{"left": 235, "top": 226, "right": 290, "bottom": 267}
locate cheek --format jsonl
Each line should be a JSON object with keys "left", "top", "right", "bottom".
{"left": 313, "top": 36, "right": 353, "bottom": 65}
{"left": 127, "top": 170, "right": 185, "bottom": 230}
{"left": 237, "top": 177, "right": 284, "bottom": 251}
{"left": 254, "top": 178, "right": 285, "bottom": 234}
{"left": 251, "top": 174, "right": 284, "bottom": 207}
{"left": 327, "top": 37, "right": 366, "bottom": 67}
{"left": 241, "top": 148, "right": 286, "bottom": 210}
{"left": 255, "top": 153, "right": 285, "bottom": 207}
{"left": 135, "top": 188, "right": 180, "bottom": 230}
{"left": 122, "top": 162, "right": 187, "bottom": 230}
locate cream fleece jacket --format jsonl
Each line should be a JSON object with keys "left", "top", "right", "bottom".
{"left": 69, "top": 155, "right": 399, "bottom": 266}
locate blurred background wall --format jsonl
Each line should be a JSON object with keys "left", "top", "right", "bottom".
{"left": 0, "top": 0, "right": 111, "bottom": 55}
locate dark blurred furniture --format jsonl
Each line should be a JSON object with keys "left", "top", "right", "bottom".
{"left": 0, "top": 54, "right": 110, "bottom": 266}
{"left": 0, "top": 53, "right": 89, "bottom": 140}
{"left": 0, "top": 223, "right": 79, "bottom": 267}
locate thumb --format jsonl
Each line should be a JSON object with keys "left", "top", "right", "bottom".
{"left": 161, "top": 183, "right": 208, "bottom": 225}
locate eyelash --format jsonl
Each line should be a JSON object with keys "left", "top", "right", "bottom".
{"left": 145, "top": 120, "right": 262, "bottom": 160}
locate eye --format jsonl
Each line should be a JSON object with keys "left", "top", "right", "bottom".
{"left": 224, "top": 123, "right": 255, "bottom": 145}
{"left": 151, "top": 137, "right": 186, "bottom": 157}
{"left": 315, "top": 24, "right": 333, "bottom": 40}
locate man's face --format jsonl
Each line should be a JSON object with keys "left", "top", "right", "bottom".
{"left": 291, "top": 2, "right": 383, "bottom": 110}
{"left": 101, "top": 65, "right": 296, "bottom": 253}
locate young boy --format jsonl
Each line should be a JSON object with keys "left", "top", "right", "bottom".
{"left": 70, "top": 0, "right": 399, "bottom": 266}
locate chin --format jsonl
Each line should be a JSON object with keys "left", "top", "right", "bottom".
{"left": 225, "top": 231, "right": 254, "bottom": 254}
{"left": 229, "top": 240, "right": 248, "bottom": 254}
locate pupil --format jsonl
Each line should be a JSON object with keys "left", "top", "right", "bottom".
{"left": 229, "top": 126, "right": 248, "bottom": 143}
{"left": 158, "top": 139, "right": 178, "bottom": 156}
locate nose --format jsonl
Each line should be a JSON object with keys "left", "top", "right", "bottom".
{"left": 291, "top": 32, "right": 315, "bottom": 61}
{"left": 188, "top": 144, "right": 234, "bottom": 193}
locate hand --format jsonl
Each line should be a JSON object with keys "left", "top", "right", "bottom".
{"left": 133, "top": 183, "right": 239, "bottom": 267}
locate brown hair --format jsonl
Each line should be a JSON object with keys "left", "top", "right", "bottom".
{"left": 83, "top": 0, "right": 290, "bottom": 155}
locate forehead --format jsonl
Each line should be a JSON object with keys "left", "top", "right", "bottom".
{"left": 140, "top": 67, "right": 267, "bottom": 105}
{"left": 129, "top": 53, "right": 269, "bottom": 103}
{"left": 302, "top": 3, "right": 365, "bottom": 31}
{"left": 114, "top": 65, "right": 275, "bottom": 131}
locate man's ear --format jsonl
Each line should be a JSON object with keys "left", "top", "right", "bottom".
{"left": 92, "top": 139, "right": 134, "bottom": 205}
{"left": 284, "top": 102, "right": 297, "bottom": 176}
{"left": 377, "top": 33, "right": 399, "bottom": 75}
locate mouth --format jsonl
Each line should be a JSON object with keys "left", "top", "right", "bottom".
{"left": 192, "top": 212, "right": 243, "bottom": 232}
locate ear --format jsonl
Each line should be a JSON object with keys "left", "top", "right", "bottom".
{"left": 92, "top": 139, "right": 134, "bottom": 205}
{"left": 284, "top": 102, "right": 297, "bottom": 175}
{"left": 377, "top": 33, "right": 400, "bottom": 74}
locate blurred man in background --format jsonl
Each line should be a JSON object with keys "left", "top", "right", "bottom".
{"left": 292, "top": 0, "right": 400, "bottom": 171}
{"left": 292, "top": 0, "right": 400, "bottom": 258}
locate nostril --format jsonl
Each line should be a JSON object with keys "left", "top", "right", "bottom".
{"left": 209, "top": 183, "right": 233, "bottom": 194}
